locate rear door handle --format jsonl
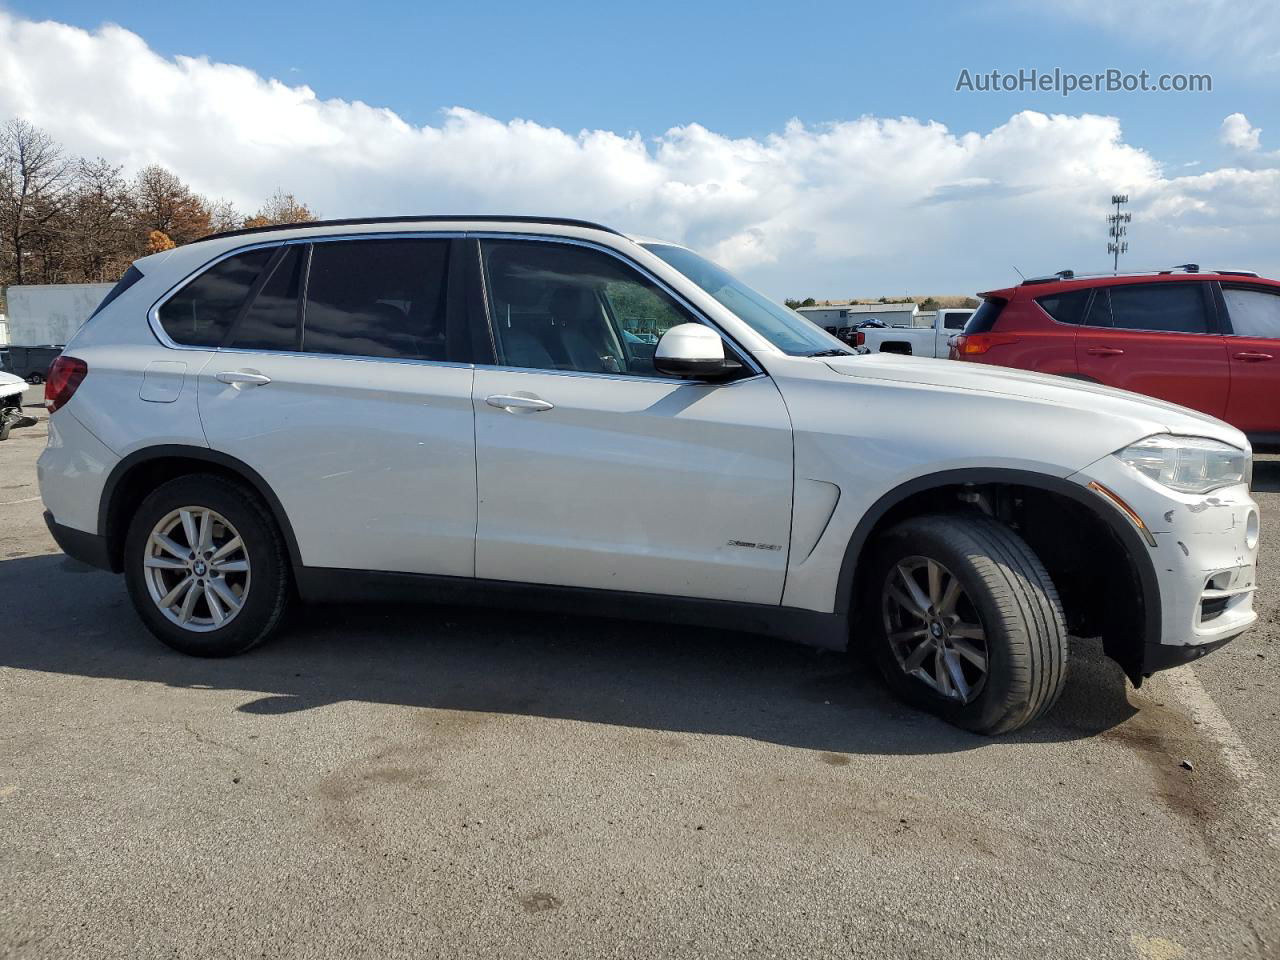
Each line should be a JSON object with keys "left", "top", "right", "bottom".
{"left": 1234, "top": 351, "right": 1274, "bottom": 362}
{"left": 215, "top": 370, "right": 272, "bottom": 386}
{"left": 485, "top": 394, "right": 554, "bottom": 413}
{"left": 1086, "top": 346, "right": 1125, "bottom": 357}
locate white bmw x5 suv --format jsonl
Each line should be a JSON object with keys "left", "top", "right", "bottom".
{"left": 39, "top": 216, "right": 1260, "bottom": 734}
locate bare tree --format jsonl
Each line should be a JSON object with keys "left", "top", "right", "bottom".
{"left": 64, "top": 157, "right": 134, "bottom": 282}
{"left": 131, "top": 164, "right": 213, "bottom": 249}
{"left": 206, "top": 198, "right": 242, "bottom": 234}
{"left": 0, "top": 118, "right": 74, "bottom": 285}
{"left": 244, "top": 188, "right": 318, "bottom": 228}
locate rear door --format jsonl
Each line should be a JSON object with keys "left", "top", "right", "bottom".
{"left": 469, "top": 236, "right": 794, "bottom": 604}
{"left": 1074, "top": 281, "right": 1229, "bottom": 417}
{"left": 1219, "top": 284, "right": 1280, "bottom": 438}
{"left": 195, "top": 235, "right": 477, "bottom": 577}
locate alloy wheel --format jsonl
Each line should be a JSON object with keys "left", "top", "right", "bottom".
{"left": 142, "top": 506, "right": 251, "bottom": 632}
{"left": 882, "top": 556, "right": 989, "bottom": 703}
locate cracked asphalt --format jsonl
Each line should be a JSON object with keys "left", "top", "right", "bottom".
{"left": 2, "top": 385, "right": 1278, "bottom": 959}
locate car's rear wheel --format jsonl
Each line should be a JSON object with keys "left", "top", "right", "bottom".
{"left": 864, "top": 513, "right": 1068, "bottom": 734}
{"left": 124, "top": 474, "right": 290, "bottom": 657}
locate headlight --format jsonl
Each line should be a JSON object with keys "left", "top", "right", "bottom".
{"left": 1114, "top": 434, "right": 1250, "bottom": 494}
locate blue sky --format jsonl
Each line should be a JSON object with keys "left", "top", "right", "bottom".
{"left": 3, "top": 2, "right": 1279, "bottom": 295}
{"left": 15, "top": 0, "right": 1273, "bottom": 168}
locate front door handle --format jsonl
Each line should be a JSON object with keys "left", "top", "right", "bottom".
{"left": 1086, "top": 346, "right": 1125, "bottom": 357}
{"left": 1234, "top": 351, "right": 1274, "bottom": 362}
{"left": 216, "top": 370, "right": 272, "bottom": 386}
{"left": 485, "top": 394, "right": 554, "bottom": 414}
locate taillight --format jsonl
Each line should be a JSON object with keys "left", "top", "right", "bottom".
{"left": 955, "top": 333, "right": 1020, "bottom": 356}
{"left": 854, "top": 331, "right": 865, "bottom": 346}
{"left": 45, "top": 356, "right": 88, "bottom": 414}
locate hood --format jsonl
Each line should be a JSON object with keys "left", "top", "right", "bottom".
{"left": 819, "top": 353, "right": 1249, "bottom": 449}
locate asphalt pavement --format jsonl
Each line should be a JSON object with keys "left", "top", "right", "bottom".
{"left": 2, "top": 385, "right": 1278, "bottom": 959}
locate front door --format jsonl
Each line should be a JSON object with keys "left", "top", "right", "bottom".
{"left": 193, "top": 236, "right": 477, "bottom": 577}
{"left": 470, "top": 237, "right": 794, "bottom": 604}
{"left": 1074, "top": 281, "right": 1229, "bottom": 417}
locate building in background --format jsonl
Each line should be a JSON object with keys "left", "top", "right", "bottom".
{"left": 796, "top": 301, "right": 919, "bottom": 334}
{"left": 4, "top": 283, "right": 114, "bottom": 347}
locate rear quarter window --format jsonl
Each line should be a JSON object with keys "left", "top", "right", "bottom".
{"left": 1035, "top": 289, "right": 1091, "bottom": 325}
{"left": 157, "top": 248, "right": 275, "bottom": 347}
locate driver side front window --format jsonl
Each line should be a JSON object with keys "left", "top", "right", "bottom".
{"left": 480, "top": 239, "right": 696, "bottom": 376}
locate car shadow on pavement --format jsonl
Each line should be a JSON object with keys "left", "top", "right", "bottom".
{"left": 0, "top": 553, "right": 1137, "bottom": 756}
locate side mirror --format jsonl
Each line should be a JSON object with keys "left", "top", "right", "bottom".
{"left": 653, "top": 323, "right": 740, "bottom": 380}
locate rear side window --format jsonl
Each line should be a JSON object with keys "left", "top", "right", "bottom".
{"left": 158, "top": 248, "right": 274, "bottom": 347}
{"left": 89, "top": 265, "right": 144, "bottom": 321}
{"left": 942, "top": 311, "right": 972, "bottom": 330}
{"left": 1035, "top": 290, "right": 1091, "bottom": 325}
{"left": 1091, "top": 283, "right": 1212, "bottom": 334}
{"left": 1222, "top": 287, "right": 1280, "bottom": 339}
{"left": 302, "top": 239, "right": 450, "bottom": 361}
{"left": 962, "top": 298, "right": 1005, "bottom": 334}
{"left": 227, "top": 245, "right": 305, "bottom": 351}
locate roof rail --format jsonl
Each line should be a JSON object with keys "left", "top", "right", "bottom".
{"left": 188, "top": 214, "right": 623, "bottom": 246}
{"left": 1017, "top": 263, "right": 1264, "bottom": 285}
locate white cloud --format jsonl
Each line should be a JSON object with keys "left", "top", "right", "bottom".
{"left": 2, "top": 13, "right": 1279, "bottom": 294}
{"left": 1221, "top": 113, "right": 1262, "bottom": 151}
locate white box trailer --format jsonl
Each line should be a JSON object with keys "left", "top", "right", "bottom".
{"left": 5, "top": 283, "right": 115, "bottom": 348}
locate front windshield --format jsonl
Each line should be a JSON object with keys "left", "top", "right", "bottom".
{"left": 643, "top": 243, "right": 848, "bottom": 356}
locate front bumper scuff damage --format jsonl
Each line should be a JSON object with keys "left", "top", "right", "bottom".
{"left": 1072, "top": 454, "right": 1259, "bottom": 680}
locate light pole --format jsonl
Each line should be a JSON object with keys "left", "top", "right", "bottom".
{"left": 1107, "top": 194, "right": 1131, "bottom": 273}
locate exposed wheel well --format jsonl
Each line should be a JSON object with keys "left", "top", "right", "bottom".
{"left": 846, "top": 478, "right": 1153, "bottom": 682}
{"left": 101, "top": 450, "right": 300, "bottom": 574}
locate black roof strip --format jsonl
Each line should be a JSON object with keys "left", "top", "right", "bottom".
{"left": 190, "top": 214, "right": 622, "bottom": 246}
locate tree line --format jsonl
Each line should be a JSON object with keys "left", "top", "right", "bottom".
{"left": 0, "top": 118, "right": 318, "bottom": 296}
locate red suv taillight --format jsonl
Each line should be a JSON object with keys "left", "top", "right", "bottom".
{"left": 45, "top": 356, "right": 88, "bottom": 414}
{"left": 954, "top": 333, "right": 1020, "bottom": 356}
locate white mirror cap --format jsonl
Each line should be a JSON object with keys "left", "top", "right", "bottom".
{"left": 654, "top": 323, "right": 725, "bottom": 362}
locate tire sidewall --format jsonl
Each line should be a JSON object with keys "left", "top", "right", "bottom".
{"left": 124, "top": 475, "right": 286, "bottom": 657}
{"left": 865, "top": 520, "right": 1033, "bottom": 733}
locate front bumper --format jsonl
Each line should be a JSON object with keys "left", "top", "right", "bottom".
{"left": 1072, "top": 456, "right": 1259, "bottom": 675}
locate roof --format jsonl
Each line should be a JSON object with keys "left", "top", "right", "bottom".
{"left": 189, "top": 214, "right": 623, "bottom": 246}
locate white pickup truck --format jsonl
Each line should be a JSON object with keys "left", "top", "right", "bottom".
{"left": 854, "top": 308, "right": 973, "bottom": 358}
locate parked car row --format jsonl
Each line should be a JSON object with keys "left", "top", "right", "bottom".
{"left": 950, "top": 265, "right": 1280, "bottom": 447}
{"left": 36, "top": 217, "right": 1260, "bottom": 736}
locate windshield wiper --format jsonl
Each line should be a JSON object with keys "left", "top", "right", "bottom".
{"left": 805, "top": 348, "right": 853, "bottom": 357}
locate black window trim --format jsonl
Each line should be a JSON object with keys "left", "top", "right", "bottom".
{"left": 148, "top": 231, "right": 473, "bottom": 368}
{"left": 468, "top": 231, "right": 765, "bottom": 383}
{"left": 1075, "top": 280, "right": 1221, "bottom": 336}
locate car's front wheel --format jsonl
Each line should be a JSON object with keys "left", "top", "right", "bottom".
{"left": 124, "top": 474, "right": 290, "bottom": 657}
{"left": 864, "top": 513, "right": 1068, "bottom": 734}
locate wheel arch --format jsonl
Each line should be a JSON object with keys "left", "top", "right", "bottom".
{"left": 835, "top": 468, "right": 1162, "bottom": 683}
{"left": 99, "top": 445, "right": 302, "bottom": 574}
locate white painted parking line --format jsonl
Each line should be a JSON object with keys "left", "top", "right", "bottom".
{"left": 0, "top": 496, "right": 41, "bottom": 506}
{"left": 1158, "top": 665, "right": 1280, "bottom": 848}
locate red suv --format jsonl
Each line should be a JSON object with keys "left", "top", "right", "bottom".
{"left": 951, "top": 266, "right": 1280, "bottom": 447}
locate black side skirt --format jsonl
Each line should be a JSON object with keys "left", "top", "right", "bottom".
{"left": 295, "top": 567, "right": 849, "bottom": 651}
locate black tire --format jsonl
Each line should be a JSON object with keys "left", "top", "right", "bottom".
{"left": 862, "top": 513, "right": 1068, "bottom": 735}
{"left": 124, "top": 473, "right": 291, "bottom": 657}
